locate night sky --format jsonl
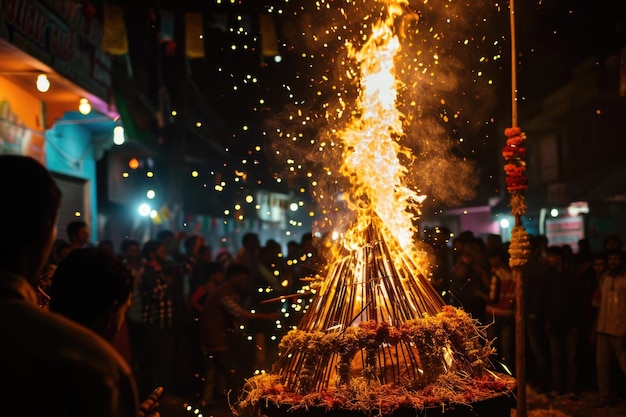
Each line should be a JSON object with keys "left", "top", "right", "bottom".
{"left": 125, "top": 0, "right": 626, "bottom": 217}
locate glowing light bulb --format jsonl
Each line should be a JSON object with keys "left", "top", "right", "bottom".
{"left": 113, "top": 125, "right": 125, "bottom": 145}
{"left": 78, "top": 98, "right": 91, "bottom": 115}
{"left": 138, "top": 203, "right": 151, "bottom": 217}
{"left": 36, "top": 74, "right": 50, "bottom": 92}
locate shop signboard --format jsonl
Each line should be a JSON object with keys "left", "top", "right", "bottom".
{"left": 545, "top": 216, "right": 584, "bottom": 252}
{"left": 0, "top": 0, "right": 111, "bottom": 101}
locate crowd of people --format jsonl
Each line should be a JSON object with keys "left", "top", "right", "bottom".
{"left": 49, "top": 228, "right": 327, "bottom": 409}
{"left": 0, "top": 155, "right": 158, "bottom": 417}
{"left": 8, "top": 153, "right": 329, "bottom": 414}
{"left": 432, "top": 229, "right": 626, "bottom": 407}
{"left": 3, "top": 154, "right": 626, "bottom": 415}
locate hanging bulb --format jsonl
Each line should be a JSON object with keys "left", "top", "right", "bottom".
{"left": 113, "top": 125, "right": 125, "bottom": 145}
{"left": 78, "top": 98, "right": 91, "bottom": 115}
{"left": 36, "top": 74, "right": 50, "bottom": 92}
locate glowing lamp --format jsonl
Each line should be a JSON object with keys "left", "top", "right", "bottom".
{"left": 36, "top": 74, "right": 50, "bottom": 92}
{"left": 78, "top": 98, "right": 91, "bottom": 115}
{"left": 128, "top": 158, "right": 140, "bottom": 169}
{"left": 113, "top": 125, "right": 125, "bottom": 145}
{"left": 138, "top": 203, "right": 151, "bottom": 217}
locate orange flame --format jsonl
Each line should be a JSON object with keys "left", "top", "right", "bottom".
{"left": 337, "top": 2, "right": 427, "bottom": 266}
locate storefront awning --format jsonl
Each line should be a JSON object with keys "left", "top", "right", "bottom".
{"left": 0, "top": 40, "right": 118, "bottom": 128}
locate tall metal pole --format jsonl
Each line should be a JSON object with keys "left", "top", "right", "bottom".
{"left": 509, "top": 1, "right": 527, "bottom": 416}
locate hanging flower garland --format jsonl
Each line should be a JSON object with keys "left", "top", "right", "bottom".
{"left": 503, "top": 126, "right": 530, "bottom": 267}
{"left": 508, "top": 225, "right": 530, "bottom": 267}
{"left": 502, "top": 126, "right": 528, "bottom": 213}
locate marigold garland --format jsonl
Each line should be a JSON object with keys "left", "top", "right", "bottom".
{"left": 508, "top": 226, "right": 530, "bottom": 267}
{"left": 235, "top": 306, "right": 515, "bottom": 417}
{"left": 503, "top": 127, "right": 528, "bottom": 216}
{"left": 503, "top": 126, "right": 530, "bottom": 268}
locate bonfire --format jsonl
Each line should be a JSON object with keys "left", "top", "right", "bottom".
{"left": 234, "top": 216, "right": 516, "bottom": 417}
{"left": 235, "top": 1, "right": 516, "bottom": 415}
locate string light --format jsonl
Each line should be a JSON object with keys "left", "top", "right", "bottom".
{"left": 113, "top": 125, "right": 125, "bottom": 145}
{"left": 36, "top": 74, "right": 50, "bottom": 92}
{"left": 78, "top": 98, "right": 91, "bottom": 115}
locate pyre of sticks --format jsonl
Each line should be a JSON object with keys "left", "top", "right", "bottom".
{"left": 271, "top": 215, "right": 494, "bottom": 395}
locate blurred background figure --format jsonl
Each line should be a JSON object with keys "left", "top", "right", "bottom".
{"left": 49, "top": 248, "right": 134, "bottom": 361}
{"left": 140, "top": 239, "right": 176, "bottom": 398}
{"left": 594, "top": 248, "right": 626, "bottom": 408}
{"left": 189, "top": 262, "right": 226, "bottom": 407}
{"left": 485, "top": 247, "right": 516, "bottom": 374}
{"left": 97, "top": 239, "right": 116, "bottom": 257}
{"left": 544, "top": 246, "right": 579, "bottom": 397}
{"left": 198, "top": 263, "right": 279, "bottom": 403}
{"left": 120, "top": 238, "right": 146, "bottom": 382}
{"left": 66, "top": 220, "right": 91, "bottom": 252}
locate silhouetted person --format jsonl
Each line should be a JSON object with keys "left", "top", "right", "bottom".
{"left": 66, "top": 220, "right": 90, "bottom": 251}
{"left": 595, "top": 249, "right": 626, "bottom": 407}
{"left": 198, "top": 263, "right": 279, "bottom": 401}
{"left": 97, "top": 239, "right": 116, "bottom": 257}
{"left": 139, "top": 240, "right": 176, "bottom": 398}
{"left": 120, "top": 239, "right": 146, "bottom": 382}
{"left": 49, "top": 248, "right": 134, "bottom": 359}
{"left": 544, "top": 246, "right": 579, "bottom": 396}
{"left": 522, "top": 235, "right": 551, "bottom": 392}
{"left": 485, "top": 248, "right": 516, "bottom": 374}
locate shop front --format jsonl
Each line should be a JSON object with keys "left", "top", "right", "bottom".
{"left": 0, "top": 0, "right": 119, "bottom": 244}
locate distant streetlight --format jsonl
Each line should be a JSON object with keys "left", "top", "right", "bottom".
{"left": 138, "top": 203, "right": 151, "bottom": 217}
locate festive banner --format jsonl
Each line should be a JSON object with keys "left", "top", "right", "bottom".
{"left": 259, "top": 13, "right": 278, "bottom": 57}
{"left": 185, "top": 13, "right": 205, "bottom": 58}
{"left": 102, "top": 3, "right": 128, "bottom": 55}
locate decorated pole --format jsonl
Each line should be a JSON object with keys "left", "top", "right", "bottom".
{"left": 503, "top": 1, "right": 530, "bottom": 417}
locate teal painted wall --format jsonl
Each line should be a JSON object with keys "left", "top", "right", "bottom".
{"left": 45, "top": 123, "right": 99, "bottom": 242}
